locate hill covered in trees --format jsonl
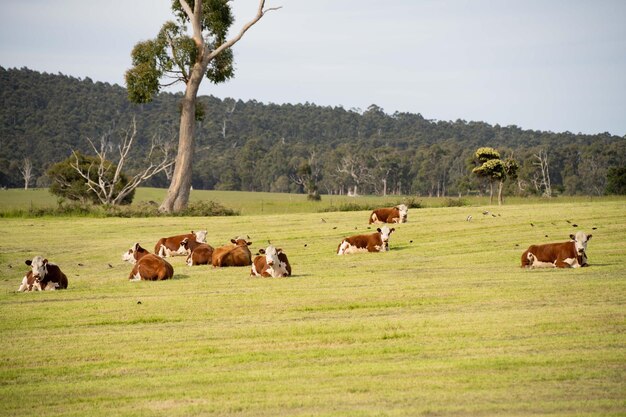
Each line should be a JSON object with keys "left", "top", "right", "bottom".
{"left": 1, "top": 66, "right": 624, "bottom": 196}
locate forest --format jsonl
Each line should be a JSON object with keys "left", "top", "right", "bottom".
{"left": 1, "top": 66, "right": 625, "bottom": 197}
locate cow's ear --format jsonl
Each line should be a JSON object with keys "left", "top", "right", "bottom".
{"left": 569, "top": 234, "right": 575, "bottom": 240}
{"left": 258, "top": 249, "right": 265, "bottom": 254}
{"left": 390, "top": 228, "right": 395, "bottom": 233}
{"left": 247, "top": 241, "right": 252, "bottom": 246}
{"left": 134, "top": 242, "right": 140, "bottom": 251}
{"left": 377, "top": 228, "right": 382, "bottom": 233}
{"left": 230, "top": 239, "right": 236, "bottom": 244}
{"left": 25, "top": 260, "right": 32, "bottom": 266}
{"left": 587, "top": 234, "right": 592, "bottom": 240}
{"left": 277, "top": 248, "right": 283, "bottom": 253}
{"left": 43, "top": 259, "right": 48, "bottom": 265}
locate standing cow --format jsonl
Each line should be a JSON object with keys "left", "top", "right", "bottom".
{"left": 337, "top": 226, "right": 395, "bottom": 255}
{"left": 212, "top": 237, "right": 252, "bottom": 267}
{"left": 154, "top": 230, "right": 208, "bottom": 258}
{"left": 521, "top": 231, "right": 592, "bottom": 268}
{"left": 17, "top": 256, "right": 68, "bottom": 292}
{"left": 251, "top": 245, "right": 292, "bottom": 277}
{"left": 369, "top": 204, "right": 408, "bottom": 224}
{"left": 124, "top": 243, "right": 174, "bottom": 281}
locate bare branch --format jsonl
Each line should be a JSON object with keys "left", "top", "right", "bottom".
{"left": 206, "top": 1, "right": 282, "bottom": 63}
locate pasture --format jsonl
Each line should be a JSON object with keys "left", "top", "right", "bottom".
{"left": 0, "top": 195, "right": 624, "bottom": 416}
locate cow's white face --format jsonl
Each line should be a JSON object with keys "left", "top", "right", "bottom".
{"left": 122, "top": 243, "right": 140, "bottom": 264}
{"left": 570, "top": 231, "right": 592, "bottom": 255}
{"left": 26, "top": 256, "right": 48, "bottom": 280}
{"left": 193, "top": 230, "right": 208, "bottom": 243}
{"left": 396, "top": 204, "right": 408, "bottom": 222}
{"left": 263, "top": 245, "right": 280, "bottom": 268}
{"left": 377, "top": 226, "right": 395, "bottom": 251}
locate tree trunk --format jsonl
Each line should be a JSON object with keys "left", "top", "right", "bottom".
{"left": 159, "top": 68, "right": 203, "bottom": 213}
{"left": 497, "top": 180, "right": 504, "bottom": 205}
{"left": 489, "top": 182, "right": 494, "bottom": 205}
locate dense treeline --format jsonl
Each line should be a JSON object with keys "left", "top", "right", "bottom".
{"left": 1, "top": 66, "right": 625, "bottom": 197}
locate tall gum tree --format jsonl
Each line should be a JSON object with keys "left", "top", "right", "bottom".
{"left": 125, "top": 0, "right": 280, "bottom": 213}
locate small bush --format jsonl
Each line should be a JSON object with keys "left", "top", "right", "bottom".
{"left": 320, "top": 202, "right": 377, "bottom": 213}
{"left": 307, "top": 193, "right": 322, "bottom": 201}
{"left": 443, "top": 198, "right": 466, "bottom": 207}
{"left": 400, "top": 197, "right": 422, "bottom": 209}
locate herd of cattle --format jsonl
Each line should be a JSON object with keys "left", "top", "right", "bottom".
{"left": 16, "top": 203, "right": 593, "bottom": 292}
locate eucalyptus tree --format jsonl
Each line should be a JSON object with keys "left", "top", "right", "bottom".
{"left": 125, "top": 0, "right": 280, "bottom": 212}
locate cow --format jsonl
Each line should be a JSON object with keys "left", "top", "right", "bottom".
{"left": 521, "top": 231, "right": 592, "bottom": 269}
{"left": 251, "top": 245, "right": 292, "bottom": 277}
{"left": 337, "top": 226, "right": 395, "bottom": 255}
{"left": 125, "top": 243, "right": 174, "bottom": 281}
{"left": 17, "top": 256, "right": 68, "bottom": 292}
{"left": 180, "top": 237, "right": 214, "bottom": 266}
{"left": 154, "top": 230, "right": 208, "bottom": 258}
{"left": 369, "top": 204, "right": 408, "bottom": 224}
{"left": 212, "top": 237, "right": 252, "bottom": 267}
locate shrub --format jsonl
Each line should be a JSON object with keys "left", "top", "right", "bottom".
{"left": 443, "top": 198, "right": 466, "bottom": 207}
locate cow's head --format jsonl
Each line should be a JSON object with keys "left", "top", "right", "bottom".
{"left": 377, "top": 226, "right": 395, "bottom": 251}
{"left": 396, "top": 204, "right": 408, "bottom": 222}
{"left": 25, "top": 256, "right": 48, "bottom": 281}
{"left": 230, "top": 237, "right": 252, "bottom": 247}
{"left": 193, "top": 230, "right": 208, "bottom": 243}
{"left": 122, "top": 243, "right": 147, "bottom": 264}
{"left": 260, "top": 245, "right": 281, "bottom": 268}
{"left": 570, "top": 231, "right": 592, "bottom": 256}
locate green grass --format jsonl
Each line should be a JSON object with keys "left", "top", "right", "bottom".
{"left": 0, "top": 187, "right": 622, "bottom": 216}
{"left": 0, "top": 196, "right": 624, "bottom": 416}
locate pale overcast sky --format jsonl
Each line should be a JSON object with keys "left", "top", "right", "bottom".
{"left": 1, "top": 0, "right": 625, "bottom": 136}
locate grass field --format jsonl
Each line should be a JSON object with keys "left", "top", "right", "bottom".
{"left": 0, "top": 187, "right": 621, "bottom": 215}
{"left": 0, "top": 192, "right": 624, "bottom": 416}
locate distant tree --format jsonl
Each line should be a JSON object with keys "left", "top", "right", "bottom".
{"left": 19, "top": 158, "right": 33, "bottom": 190}
{"left": 291, "top": 152, "right": 321, "bottom": 200}
{"left": 532, "top": 148, "right": 552, "bottom": 197}
{"left": 605, "top": 166, "right": 626, "bottom": 194}
{"left": 48, "top": 153, "right": 134, "bottom": 205}
{"left": 69, "top": 118, "right": 174, "bottom": 205}
{"left": 472, "top": 147, "right": 518, "bottom": 205}
{"left": 125, "top": 0, "right": 280, "bottom": 213}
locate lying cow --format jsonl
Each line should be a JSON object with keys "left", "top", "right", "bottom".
{"left": 251, "top": 245, "right": 292, "bottom": 277}
{"left": 337, "top": 226, "right": 395, "bottom": 255}
{"left": 212, "top": 237, "right": 252, "bottom": 267}
{"left": 154, "top": 230, "right": 208, "bottom": 258}
{"left": 17, "top": 256, "right": 68, "bottom": 292}
{"left": 180, "top": 237, "right": 214, "bottom": 266}
{"left": 125, "top": 243, "right": 174, "bottom": 281}
{"left": 521, "top": 231, "right": 592, "bottom": 269}
{"left": 369, "top": 204, "right": 408, "bottom": 224}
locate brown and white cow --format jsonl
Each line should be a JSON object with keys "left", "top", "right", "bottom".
{"left": 212, "top": 237, "right": 253, "bottom": 267}
{"left": 251, "top": 245, "right": 292, "bottom": 278}
{"left": 180, "top": 237, "right": 214, "bottom": 266}
{"left": 337, "top": 226, "right": 395, "bottom": 255}
{"left": 521, "top": 231, "right": 592, "bottom": 269}
{"left": 17, "top": 256, "right": 68, "bottom": 292}
{"left": 125, "top": 243, "right": 174, "bottom": 281}
{"left": 369, "top": 204, "right": 408, "bottom": 224}
{"left": 154, "top": 230, "right": 208, "bottom": 258}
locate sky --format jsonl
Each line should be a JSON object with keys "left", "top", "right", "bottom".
{"left": 1, "top": 0, "right": 625, "bottom": 136}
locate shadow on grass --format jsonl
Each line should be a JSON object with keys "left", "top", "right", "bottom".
{"left": 174, "top": 274, "right": 191, "bottom": 280}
